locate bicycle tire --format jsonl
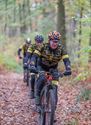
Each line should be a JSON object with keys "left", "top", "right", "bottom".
{"left": 26, "top": 70, "right": 30, "bottom": 86}
{"left": 39, "top": 87, "right": 56, "bottom": 125}
{"left": 38, "top": 109, "right": 45, "bottom": 125}
{"left": 45, "top": 89, "right": 55, "bottom": 125}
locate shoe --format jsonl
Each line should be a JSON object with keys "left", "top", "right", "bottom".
{"left": 30, "top": 91, "right": 34, "bottom": 99}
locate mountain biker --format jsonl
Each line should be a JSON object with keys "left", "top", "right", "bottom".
{"left": 18, "top": 38, "right": 31, "bottom": 82}
{"left": 30, "top": 31, "right": 72, "bottom": 110}
{"left": 24, "top": 35, "right": 44, "bottom": 98}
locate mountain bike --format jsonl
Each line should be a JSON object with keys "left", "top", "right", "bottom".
{"left": 38, "top": 71, "right": 63, "bottom": 125}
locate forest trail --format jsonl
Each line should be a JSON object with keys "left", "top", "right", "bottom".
{"left": 0, "top": 72, "right": 91, "bottom": 125}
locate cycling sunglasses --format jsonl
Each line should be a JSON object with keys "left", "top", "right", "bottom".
{"left": 50, "top": 40, "right": 59, "bottom": 43}
{"left": 36, "top": 40, "right": 43, "bottom": 43}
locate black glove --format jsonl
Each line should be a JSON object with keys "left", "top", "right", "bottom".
{"left": 29, "top": 66, "right": 38, "bottom": 73}
{"left": 19, "top": 56, "right": 22, "bottom": 59}
{"left": 64, "top": 70, "right": 72, "bottom": 76}
{"left": 50, "top": 69, "right": 59, "bottom": 79}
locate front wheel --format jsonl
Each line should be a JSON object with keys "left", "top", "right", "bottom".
{"left": 45, "top": 89, "right": 56, "bottom": 125}
{"left": 39, "top": 88, "right": 56, "bottom": 125}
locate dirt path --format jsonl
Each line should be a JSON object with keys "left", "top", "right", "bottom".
{"left": 0, "top": 73, "right": 38, "bottom": 125}
{"left": 0, "top": 72, "right": 91, "bottom": 125}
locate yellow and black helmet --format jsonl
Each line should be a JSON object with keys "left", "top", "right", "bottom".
{"left": 48, "top": 31, "right": 61, "bottom": 41}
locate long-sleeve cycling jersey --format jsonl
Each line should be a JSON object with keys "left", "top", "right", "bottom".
{"left": 18, "top": 43, "right": 30, "bottom": 57}
{"left": 24, "top": 43, "right": 43, "bottom": 65}
{"left": 31, "top": 43, "right": 71, "bottom": 71}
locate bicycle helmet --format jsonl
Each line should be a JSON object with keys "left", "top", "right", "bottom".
{"left": 35, "top": 35, "right": 44, "bottom": 43}
{"left": 48, "top": 31, "right": 61, "bottom": 41}
{"left": 26, "top": 38, "right": 31, "bottom": 44}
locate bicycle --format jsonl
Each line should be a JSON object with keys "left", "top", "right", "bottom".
{"left": 38, "top": 71, "right": 63, "bottom": 125}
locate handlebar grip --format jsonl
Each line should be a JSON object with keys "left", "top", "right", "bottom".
{"left": 29, "top": 67, "right": 38, "bottom": 74}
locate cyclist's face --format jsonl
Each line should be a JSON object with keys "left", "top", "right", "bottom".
{"left": 26, "top": 43, "right": 30, "bottom": 47}
{"left": 50, "top": 40, "right": 58, "bottom": 49}
{"left": 35, "top": 41, "right": 43, "bottom": 47}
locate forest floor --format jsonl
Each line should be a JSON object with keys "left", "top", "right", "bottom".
{"left": 0, "top": 70, "right": 91, "bottom": 125}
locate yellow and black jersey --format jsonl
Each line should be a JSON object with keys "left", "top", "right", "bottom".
{"left": 18, "top": 43, "right": 30, "bottom": 57}
{"left": 33, "top": 43, "right": 69, "bottom": 67}
{"left": 27, "top": 43, "right": 44, "bottom": 55}
{"left": 27, "top": 44, "right": 36, "bottom": 54}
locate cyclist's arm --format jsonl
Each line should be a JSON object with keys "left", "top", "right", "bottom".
{"left": 24, "top": 51, "right": 32, "bottom": 64}
{"left": 61, "top": 46, "right": 71, "bottom": 71}
{"left": 25, "top": 46, "right": 35, "bottom": 63}
{"left": 30, "top": 49, "right": 41, "bottom": 66}
{"left": 18, "top": 47, "right": 22, "bottom": 57}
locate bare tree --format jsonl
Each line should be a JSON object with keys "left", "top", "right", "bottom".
{"left": 4, "top": 0, "right": 8, "bottom": 33}
{"left": 27, "top": 0, "right": 32, "bottom": 31}
{"left": 88, "top": 0, "right": 91, "bottom": 62}
{"left": 78, "top": 6, "right": 84, "bottom": 58}
{"left": 57, "top": 0, "right": 66, "bottom": 48}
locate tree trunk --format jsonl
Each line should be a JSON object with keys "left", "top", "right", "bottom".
{"left": 10, "top": 0, "right": 17, "bottom": 36}
{"left": 4, "top": 0, "right": 8, "bottom": 34}
{"left": 20, "top": 0, "right": 27, "bottom": 33}
{"left": 78, "top": 7, "right": 84, "bottom": 58}
{"left": 19, "top": 3, "right": 22, "bottom": 24}
{"left": 27, "top": 0, "right": 32, "bottom": 32}
{"left": 57, "top": 0, "right": 66, "bottom": 48}
{"left": 88, "top": 0, "right": 91, "bottom": 62}
{"left": 13, "top": 0, "right": 16, "bottom": 23}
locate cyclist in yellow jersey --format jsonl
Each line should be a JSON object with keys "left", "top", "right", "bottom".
{"left": 18, "top": 38, "right": 31, "bottom": 82}
{"left": 30, "top": 31, "right": 72, "bottom": 110}
{"left": 25, "top": 35, "right": 44, "bottom": 98}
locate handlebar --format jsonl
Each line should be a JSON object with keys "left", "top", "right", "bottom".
{"left": 29, "top": 67, "right": 64, "bottom": 78}
{"left": 29, "top": 66, "right": 71, "bottom": 77}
